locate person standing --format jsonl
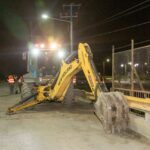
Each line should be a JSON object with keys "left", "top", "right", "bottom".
{"left": 7, "top": 75, "right": 15, "bottom": 95}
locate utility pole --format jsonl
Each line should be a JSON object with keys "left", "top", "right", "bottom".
{"left": 131, "top": 39, "right": 134, "bottom": 96}
{"left": 61, "top": 3, "right": 81, "bottom": 53}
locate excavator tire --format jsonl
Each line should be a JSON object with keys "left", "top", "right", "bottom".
{"left": 21, "top": 82, "right": 34, "bottom": 101}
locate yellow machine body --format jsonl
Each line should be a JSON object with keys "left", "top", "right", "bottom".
{"left": 8, "top": 43, "right": 129, "bottom": 133}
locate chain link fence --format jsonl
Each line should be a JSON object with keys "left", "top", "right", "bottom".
{"left": 113, "top": 44, "right": 150, "bottom": 92}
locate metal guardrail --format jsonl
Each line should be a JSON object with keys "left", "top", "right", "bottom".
{"left": 114, "top": 88, "right": 150, "bottom": 98}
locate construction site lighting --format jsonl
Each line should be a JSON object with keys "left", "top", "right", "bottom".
{"left": 35, "top": 43, "right": 39, "bottom": 48}
{"left": 40, "top": 43, "right": 45, "bottom": 48}
{"left": 128, "top": 62, "right": 132, "bottom": 65}
{"left": 41, "top": 13, "right": 49, "bottom": 20}
{"left": 31, "top": 48, "right": 40, "bottom": 57}
{"left": 144, "top": 62, "right": 148, "bottom": 65}
{"left": 120, "top": 64, "right": 124, "bottom": 67}
{"left": 106, "top": 58, "right": 110, "bottom": 62}
{"left": 58, "top": 50, "right": 65, "bottom": 59}
{"left": 50, "top": 42, "right": 58, "bottom": 50}
{"left": 134, "top": 63, "right": 139, "bottom": 67}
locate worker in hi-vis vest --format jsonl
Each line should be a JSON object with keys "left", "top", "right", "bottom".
{"left": 7, "top": 75, "right": 15, "bottom": 94}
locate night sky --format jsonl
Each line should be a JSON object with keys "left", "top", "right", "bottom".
{"left": 0, "top": 0, "right": 150, "bottom": 77}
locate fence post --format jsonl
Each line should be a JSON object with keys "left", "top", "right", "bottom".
{"left": 112, "top": 45, "right": 115, "bottom": 91}
{"left": 131, "top": 39, "right": 134, "bottom": 96}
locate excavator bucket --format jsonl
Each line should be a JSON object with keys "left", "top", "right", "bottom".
{"left": 94, "top": 91, "right": 129, "bottom": 134}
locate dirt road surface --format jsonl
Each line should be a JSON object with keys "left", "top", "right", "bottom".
{"left": 0, "top": 82, "right": 149, "bottom": 150}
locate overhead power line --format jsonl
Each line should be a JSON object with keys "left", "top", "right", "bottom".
{"left": 94, "top": 4, "right": 150, "bottom": 27}
{"left": 78, "top": 0, "right": 150, "bottom": 33}
{"left": 115, "top": 44, "right": 131, "bottom": 50}
{"left": 99, "top": 0, "right": 150, "bottom": 24}
{"left": 115, "top": 39, "right": 150, "bottom": 50}
{"left": 135, "top": 39, "right": 150, "bottom": 45}
{"left": 81, "top": 21, "right": 150, "bottom": 40}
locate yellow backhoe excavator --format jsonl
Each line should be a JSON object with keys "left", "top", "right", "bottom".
{"left": 8, "top": 43, "right": 129, "bottom": 133}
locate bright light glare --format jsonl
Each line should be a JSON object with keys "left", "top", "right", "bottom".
{"left": 58, "top": 44, "right": 62, "bottom": 48}
{"left": 58, "top": 50, "right": 65, "bottom": 59}
{"left": 145, "top": 62, "right": 148, "bottom": 65}
{"left": 120, "top": 64, "right": 124, "bottom": 67}
{"left": 50, "top": 42, "right": 58, "bottom": 50}
{"left": 134, "top": 63, "right": 139, "bottom": 67}
{"left": 106, "top": 58, "right": 110, "bottom": 62}
{"left": 41, "top": 13, "right": 49, "bottom": 20}
{"left": 40, "top": 43, "right": 45, "bottom": 48}
{"left": 35, "top": 43, "right": 39, "bottom": 48}
{"left": 31, "top": 48, "right": 40, "bottom": 56}
{"left": 128, "top": 62, "right": 132, "bottom": 65}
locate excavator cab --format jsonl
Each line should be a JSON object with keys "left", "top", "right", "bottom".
{"left": 20, "top": 43, "right": 65, "bottom": 101}
{"left": 26, "top": 47, "right": 59, "bottom": 83}
{"left": 8, "top": 43, "right": 129, "bottom": 134}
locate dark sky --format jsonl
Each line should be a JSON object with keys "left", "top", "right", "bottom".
{"left": 0, "top": 0, "right": 150, "bottom": 76}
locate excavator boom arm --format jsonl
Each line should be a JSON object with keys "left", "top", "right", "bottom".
{"left": 50, "top": 43, "right": 107, "bottom": 100}
{"left": 50, "top": 58, "right": 81, "bottom": 101}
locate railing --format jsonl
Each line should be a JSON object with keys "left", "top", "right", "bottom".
{"left": 114, "top": 88, "right": 150, "bottom": 99}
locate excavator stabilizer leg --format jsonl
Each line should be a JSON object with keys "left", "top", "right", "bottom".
{"left": 94, "top": 92, "right": 129, "bottom": 133}
{"left": 7, "top": 93, "right": 40, "bottom": 114}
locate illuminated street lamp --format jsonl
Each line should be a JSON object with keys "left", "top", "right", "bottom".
{"left": 50, "top": 42, "right": 58, "bottom": 50}
{"left": 120, "top": 64, "right": 127, "bottom": 74}
{"left": 134, "top": 63, "right": 139, "bottom": 67}
{"left": 144, "top": 62, "right": 148, "bottom": 66}
{"left": 40, "top": 43, "right": 45, "bottom": 49}
{"left": 128, "top": 62, "right": 132, "bottom": 65}
{"left": 31, "top": 47, "right": 40, "bottom": 57}
{"left": 106, "top": 58, "right": 110, "bottom": 62}
{"left": 41, "top": 13, "right": 49, "bottom": 20}
{"left": 120, "top": 64, "right": 124, "bottom": 68}
{"left": 41, "top": 13, "right": 73, "bottom": 53}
